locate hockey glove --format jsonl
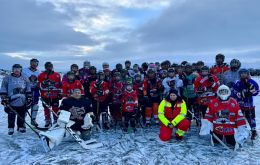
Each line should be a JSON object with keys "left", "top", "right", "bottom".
{"left": 26, "top": 96, "right": 33, "bottom": 108}
{"left": 208, "top": 75, "right": 214, "bottom": 83}
{"left": 1, "top": 97, "right": 9, "bottom": 106}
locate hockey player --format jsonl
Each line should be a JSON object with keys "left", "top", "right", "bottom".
{"left": 162, "top": 68, "right": 183, "bottom": 97}
{"left": 194, "top": 66, "right": 220, "bottom": 118}
{"left": 158, "top": 89, "right": 190, "bottom": 141}
{"left": 90, "top": 70, "right": 110, "bottom": 129}
{"left": 22, "top": 58, "right": 40, "bottom": 126}
{"left": 210, "top": 54, "right": 230, "bottom": 84}
{"left": 79, "top": 61, "right": 91, "bottom": 83}
{"left": 60, "top": 89, "right": 94, "bottom": 139}
{"left": 38, "top": 62, "right": 62, "bottom": 127}
{"left": 121, "top": 80, "right": 138, "bottom": 132}
{"left": 182, "top": 64, "right": 198, "bottom": 121}
{"left": 81, "top": 66, "right": 97, "bottom": 99}
{"left": 62, "top": 71, "right": 84, "bottom": 98}
{"left": 233, "top": 68, "right": 259, "bottom": 140}
{"left": 133, "top": 74, "right": 145, "bottom": 123}
{"left": 223, "top": 59, "right": 241, "bottom": 90}
{"left": 200, "top": 85, "right": 249, "bottom": 146}
{"left": 109, "top": 71, "right": 124, "bottom": 122}
{"left": 0, "top": 64, "right": 32, "bottom": 135}
{"left": 143, "top": 69, "right": 164, "bottom": 125}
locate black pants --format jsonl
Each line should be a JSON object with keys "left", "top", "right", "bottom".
{"left": 5, "top": 106, "right": 26, "bottom": 129}
{"left": 213, "top": 132, "right": 236, "bottom": 146}
{"left": 242, "top": 107, "right": 256, "bottom": 130}
{"left": 198, "top": 104, "right": 208, "bottom": 118}
{"left": 123, "top": 111, "right": 136, "bottom": 129}
{"left": 92, "top": 100, "right": 108, "bottom": 123}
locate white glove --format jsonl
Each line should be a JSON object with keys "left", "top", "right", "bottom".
{"left": 199, "top": 119, "right": 213, "bottom": 136}
{"left": 234, "top": 125, "right": 249, "bottom": 145}
{"left": 81, "top": 113, "right": 94, "bottom": 130}
{"left": 57, "top": 110, "right": 71, "bottom": 128}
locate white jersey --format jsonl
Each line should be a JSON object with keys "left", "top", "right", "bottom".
{"left": 162, "top": 76, "right": 183, "bottom": 95}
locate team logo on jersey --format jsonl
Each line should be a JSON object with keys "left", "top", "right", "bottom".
{"left": 216, "top": 109, "right": 230, "bottom": 123}
{"left": 69, "top": 106, "right": 85, "bottom": 120}
{"left": 231, "top": 103, "right": 235, "bottom": 108}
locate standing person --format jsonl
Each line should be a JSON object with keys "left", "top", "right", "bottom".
{"left": 158, "top": 89, "right": 190, "bottom": 141}
{"left": 182, "top": 64, "right": 198, "bottom": 121}
{"left": 133, "top": 74, "right": 145, "bottom": 123}
{"left": 143, "top": 69, "right": 164, "bottom": 126}
{"left": 79, "top": 61, "right": 91, "bottom": 84}
{"left": 62, "top": 71, "right": 84, "bottom": 98}
{"left": 162, "top": 68, "right": 183, "bottom": 97}
{"left": 223, "top": 59, "right": 241, "bottom": 90}
{"left": 59, "top": 89, "right": 94, "bottom": 140}
{"left": 121, "top": 81, "right": 138, "bottom": 132}
{"left": 0, "top": 64, "right": 32, "bottom": 135}
{"left": 22, "top": 58, "right": 40, "bottom": 126}
{"left": 81, "top": 66, "right": 97, "bottom": 99}
{"left": 200, "top": 85, "right": 248, "bottom": 146}
{"left": 90, "top": 71, "right": 110, "bottom": 129}
{"left": 210, "top": 53, "right": 230, "bottom": 84}
{"left": 109, "top": 71, "right": 124, "bottom": 122}
{"left": 38, "top": 62, "right": 62, "bottom": 127}
{"left": 233, "top": 69, "right": 259, "bottom": 140}
{"left": 194, "top": 66, "right": 220, "bottom": 118}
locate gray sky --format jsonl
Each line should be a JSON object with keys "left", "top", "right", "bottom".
{"left": 1, "top": 0, "right": 260, "bottom": 71}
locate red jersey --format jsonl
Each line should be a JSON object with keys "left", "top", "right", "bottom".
{"left": 205, "top": 98, "right": 246, "bottom": 135}
{"left": 38, "top": 71, "right": 61, "bottom": 99}
{"left": 121, "top": 90, "right": 138, "bottom": 113}
{"left": 194, "top": 74, "right": 220, "bottom": 106}
{"left": 90, "top": 80, "right": 109, "bottom": 102}
{"left": 109, "top": 81, "right": 124, "bottom": 104}
{"left": 133, "top": 81, "right": 144, "bottom": 98}
{"left": 210, "top": 63, "right": 230, "bottom": 84}
{"left": 62, "top": 80, "right": 84, "bottom": 97}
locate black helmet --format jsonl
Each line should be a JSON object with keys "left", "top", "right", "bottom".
{"left": 67, "top": 71, "right": 75, "bottom": 76}
{"left": 141, "top": 62, "right": 148, "bottom": 69}
{"left": 30, "top": 58, "right": 39, "bottom": 63}
{"left": 197, "top": 61, "right": 204, "bottom": 66}
{"left": 201, "top": 66, "right": 209, "bottom": 71}
{"left": 216, "top": 53, "right": 225, "bottom": 60}
{"left": 90, "top": 66, "right": 96, "bottom": 70}
{"left": 70, "top": 64, "right": 78, "bottom": 69}
{"left": 125, "top": 60, "right": 131, "bottom": 64}
{"left": 12, "top": 64, "right": 22, "bottom": 70}
{"left": 181, "top": 61, "right": 188, "bottom": 66}
{"left": 44, "top": 62, "right": 53, "bottom": 69}
{"left": 238, "top": 68, "right": 249, "bottom": 76}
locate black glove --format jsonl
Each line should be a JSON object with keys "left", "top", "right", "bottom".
{"left": 26, "top": 96, "right": 33, "bottom": 108}
{"left": 97, "top": 90, "right": 103, "bottom": 96}
{"left": 246, "top": 82, "right": 254, "bottom": 91}
{"left": 208, "top": 75, "right": 214, "bottom": 83}
{"left": 1, "top": 97, "right": 9, "bottom": 106}
{"left": 90, "top": 115, "right": 96, "bottom": 121}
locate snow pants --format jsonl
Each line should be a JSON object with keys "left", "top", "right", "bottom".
{"left": 5, "top": 105, "right": 26, "bottom": 129}
{"left": 159, "top": 118, "right": 190, "bottom": 141}
{"left": 242, "top": 106, "right": 256, "bottom": 130}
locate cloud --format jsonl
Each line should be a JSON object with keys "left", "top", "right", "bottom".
{"left": 0, "top": 0, "right": 96, "bottom": 52}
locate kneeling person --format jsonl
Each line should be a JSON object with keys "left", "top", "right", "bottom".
{"left": 59, "top": 89, "right": 94, "bottom": 140}
{"left": 158, "top": 89, "right": 190, "bottom": 141}
{"left": 200, "top": 85, "right": 249, "bottom": 146}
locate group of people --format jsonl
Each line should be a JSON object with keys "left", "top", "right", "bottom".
{"left": 0, "top": 53, "right": 259, "bottom": 148}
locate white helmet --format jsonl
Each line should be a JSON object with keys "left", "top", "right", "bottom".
{"left": 217, "top": 85, "right": 231, "bottom": 101}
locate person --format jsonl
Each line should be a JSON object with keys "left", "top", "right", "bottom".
{"left": 121, "top": 80, "right": 138, "bottom": 132}
{"left": 22, "top": 58, "right": 40, "bottom": 126}
{"left": 162, "top": 68, "right": 183, "bottom": 97}
{"left": 0, "top": 64, "right": 32, "bottom": 135}
{"left": 79, "top": 60, "right": 91, "bottom": 84}
{"left": 81, "top": 66, "right": 97, "bottom": 99}
{"left": 38, "top": 62, "right": 62, "bottom": 127}
{"left": 210, "top": 53, "right": 230, "bottom": 84}
{"left": 194, "top": 66, "right": 220, "bottom": 118}
{"left": 182, "top": 64, "right": 199, "bottom": 121}
{"left": 59, "top": 89, "right": 94, "bottom": 139}
{"left": 62, "top": 71, "right": 84, "bottom": 98}
{"left": 223, "top": 59, "right": 241, "bottom": 90}
{"left": 233, "top": 68, "right": 259, "bottom": 140}
{"left": 200, "top": 85, "right": 249, "bottom": 146}
{"left": 158, "top": 89, "right": 190, "bottom": 141}
{"left": 89, "top": 70, "right": 110, "bottom": 129}
{"left": 143, "top": 69, "right": 164, "bottom": 126}
{"left": 109, "top": 71, "right": 124, "bottom": 123}
{"left": 125, "top": 60, "right": 132, "bottom": 71}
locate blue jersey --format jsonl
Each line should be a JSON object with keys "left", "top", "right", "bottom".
{"left": 233, "top": 78, "right": 259, "bottom": 108}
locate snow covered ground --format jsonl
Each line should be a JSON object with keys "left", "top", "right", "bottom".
{"left": 0, "top": 76, "right": 260, "bottom": 165}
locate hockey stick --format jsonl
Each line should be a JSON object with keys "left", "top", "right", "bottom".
{"left": 210, "top": 131, "right": 236, "bottom": 155}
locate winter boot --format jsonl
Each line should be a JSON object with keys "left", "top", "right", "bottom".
{"left": 18, "top": 127, "right": 26, "bottom": 133}
{"left": 175, "top": 134, "right": 183, "bottom": 141}
{"left": 251, "top": 130, "right": 258, "bottom": 140}
{"left": 8, "top": 128, "right": 14, "bottom": 135}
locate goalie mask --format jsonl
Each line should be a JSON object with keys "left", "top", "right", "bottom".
{"left": 217, "top": 85, "right": 231, "bottom": 101}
